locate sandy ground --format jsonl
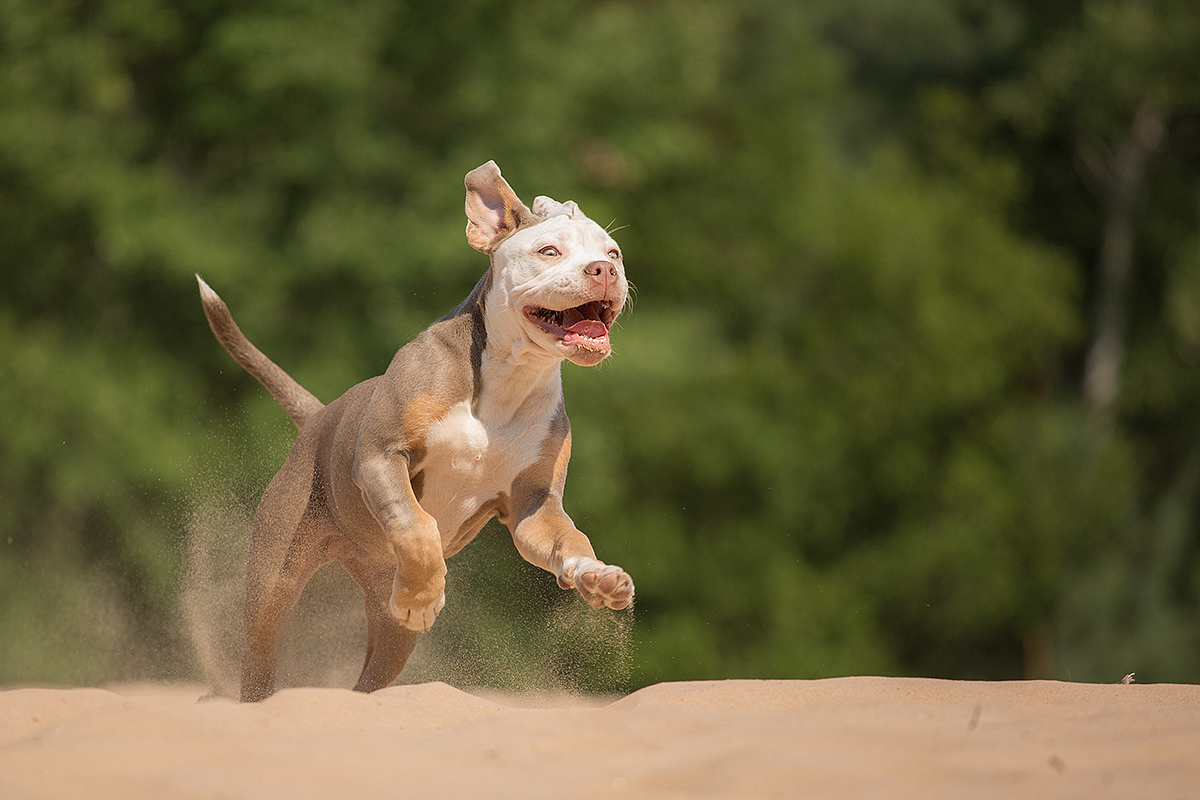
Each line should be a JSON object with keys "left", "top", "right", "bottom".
{"left": 1, "top": 677, "right": 1197, "bottom": 799}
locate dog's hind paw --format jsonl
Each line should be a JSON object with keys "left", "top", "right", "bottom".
{"left": 557, "top": 556, "right": 634, "bottom": 610}
{"left": 390, "top": 591, "right": 446, "bottom": 633}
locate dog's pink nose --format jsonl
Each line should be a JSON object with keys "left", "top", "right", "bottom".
{"left": 584, "top": 261, "right": 619, "bottom": 296}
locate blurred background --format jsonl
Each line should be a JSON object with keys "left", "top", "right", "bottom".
{"left": 2, "top": 0, "right": 1199, "bottom": 692}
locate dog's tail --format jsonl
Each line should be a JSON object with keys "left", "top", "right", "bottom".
{"left": 196, "top": 275, "right": 324, "bottom": 429}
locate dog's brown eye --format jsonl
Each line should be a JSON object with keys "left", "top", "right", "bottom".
{"left": 538, "top": 246, "right": 560, "bottom": 257}
{"left": 608, "top": 249, "right": 621, "bottom": 260}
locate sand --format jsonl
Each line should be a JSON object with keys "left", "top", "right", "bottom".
{"left": 1, "top": 677, "right": 1197, "bottom": 799}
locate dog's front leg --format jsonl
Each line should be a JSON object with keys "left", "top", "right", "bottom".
{"left": 508, "top": 500, "right": 634, "bottom": 611}
{"left": 508, "top": 430, "right": 634, "bottom": 610}
{"left": 352, "top": 446, "right": 447, "bottom": 632}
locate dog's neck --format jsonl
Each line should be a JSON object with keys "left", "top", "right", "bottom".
{"left": 471, "top": 268, "right": 565, "bottom": 425}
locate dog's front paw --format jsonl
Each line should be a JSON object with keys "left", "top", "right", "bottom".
{"left": 389, "top": 576, "right": 447, "bottom": 633}
{"left": 557, "top": 556, "right": 634, "bottom": 610}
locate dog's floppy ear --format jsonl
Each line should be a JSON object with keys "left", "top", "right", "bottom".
{"left": 464, "top": 161, "right": 536, "bottom": 253}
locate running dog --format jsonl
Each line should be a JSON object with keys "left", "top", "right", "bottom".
{"left": 198, "top": 161, "right": 634, "bottom": 701}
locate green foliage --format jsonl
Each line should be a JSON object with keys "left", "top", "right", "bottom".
{"left": 1, "top": 0, "right": 1198, "bottom": 689}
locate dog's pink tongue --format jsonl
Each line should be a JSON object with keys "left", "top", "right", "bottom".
{"left": 566, "top": 320, "right": 608, "bottom": 339}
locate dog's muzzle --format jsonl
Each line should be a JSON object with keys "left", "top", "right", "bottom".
{"left": 524, "top": 300, "right": 618, "bottom": 351}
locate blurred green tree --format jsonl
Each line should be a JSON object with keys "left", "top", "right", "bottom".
{"left": 1, "top": 0, "right": 1197, "bottom": 689}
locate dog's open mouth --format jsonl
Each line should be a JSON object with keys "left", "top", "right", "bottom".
{"left": 524, "top": 300, "right": 617, "bottom": 350}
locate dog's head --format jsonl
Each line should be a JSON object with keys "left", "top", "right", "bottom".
{"left": 465, "top": 161, "right": 628, "bottom": 367}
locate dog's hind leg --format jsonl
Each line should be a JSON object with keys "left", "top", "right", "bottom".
{"left": 239, "top": 446, "right": 333, "bottom": 702}
{"left": 240, "top": 515, "right": 334, "bottom": 701}
{"left": 341, "top": 552, "right": 419, "bottom": 692}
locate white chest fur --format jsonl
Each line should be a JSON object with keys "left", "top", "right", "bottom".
{"left": 414, "top": 399, "right": 549, "bottom": 548}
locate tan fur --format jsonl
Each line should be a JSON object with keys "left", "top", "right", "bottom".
{"left": 196, "top": 277, "right": 323, "bottom": 428}
{"left": 199, "top": 162, "right": 634, "bottom": 702}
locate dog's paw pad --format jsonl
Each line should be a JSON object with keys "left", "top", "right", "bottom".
{"left": 390, "top": 592, "right": 446, "bottom": 633}
{"left": 559, "top": 557, "right": 634, "bottom": 610}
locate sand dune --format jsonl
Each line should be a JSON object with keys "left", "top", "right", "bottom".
{"left": 2, "top": 678, "right": 1197, "bottom": 799}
